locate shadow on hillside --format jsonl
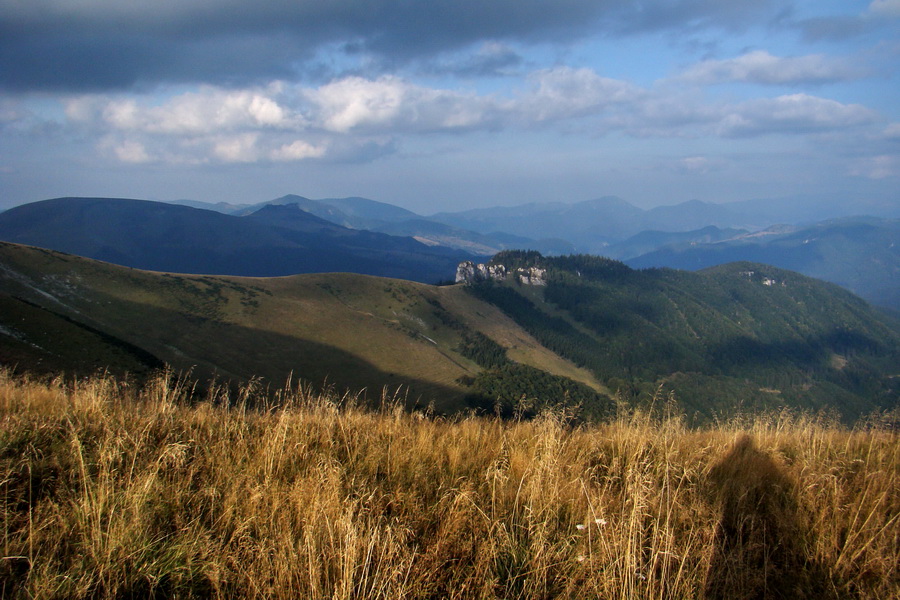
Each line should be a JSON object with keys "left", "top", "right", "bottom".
{"left": 704, "top": 436, "right": 836, "bottom": 600}
{"left": 3, "top": 282, "right": 470, "bottom": 413}
{"left": 710, "top": 329, "right": 885, "bottom": 372}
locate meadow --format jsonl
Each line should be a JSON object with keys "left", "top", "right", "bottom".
{"left": 1, "top": 368, "right": 897, "bottom": 599}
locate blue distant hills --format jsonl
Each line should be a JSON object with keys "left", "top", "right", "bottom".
{"left": 0, "top": 194, "right": 897, "bottom": 309}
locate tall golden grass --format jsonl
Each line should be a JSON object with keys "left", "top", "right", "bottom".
{"left": 1, "top": 368, "right": 897, "bottom": 599}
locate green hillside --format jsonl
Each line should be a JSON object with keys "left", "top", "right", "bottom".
{"left": 465, "top": 251, "right": 900, "bottom": 421}
{"left": 2, "top": 242, "right": 897, "bottom": 423}
{"left": 0, "top": 242, "right": 605, "bottom": 415}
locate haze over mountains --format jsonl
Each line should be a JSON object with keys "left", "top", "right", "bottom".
{"left": 0, "top": 197, "right": 473, "bottom": 284}
{"left": 1, "top": 194, "right": 897, "bottom": 308}
{"left": 179, "top": 193, "right": 898, "bottom": 309}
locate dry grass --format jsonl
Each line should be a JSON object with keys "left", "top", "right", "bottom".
{"left": 1, "top": 369, "right": 897, "bottom": 599}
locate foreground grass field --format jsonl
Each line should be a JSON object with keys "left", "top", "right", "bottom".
{"left": 1, "top": 369, "right": 897, "bottom": 599}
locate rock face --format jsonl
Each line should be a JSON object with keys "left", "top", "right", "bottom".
{"left": 516, "top": 266, "right": 547, "bottom": 286}
{"left": 456, "top": 261, "right": 546, "bottom": 286}
{"left": 455, "top": 261, "right": 506, "bottom": 284}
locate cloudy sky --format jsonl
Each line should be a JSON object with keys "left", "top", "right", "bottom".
{"left": 1, "top": 0, "right": 898, "bottom": 214}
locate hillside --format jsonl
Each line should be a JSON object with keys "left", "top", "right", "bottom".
{"left": 462, "top": 251, "right": 900, "bottom": 421}
{"left": 1, "top": 240, "right": 898, "bottom": 422}
{"left": 626, "top": 217, "right": 900, "bottom": 309}
{"left": 0, "top": 242, "right": 605, "bottom": 415}
{"left": 0, "top": 197, "right": 472, "bottom": 284}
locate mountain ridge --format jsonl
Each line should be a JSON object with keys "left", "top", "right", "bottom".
{"left": 2, "top": 241, "right": 896, "bottom": 423}
{"left": 0, "top": 197, "right": 474, "bottom": 283}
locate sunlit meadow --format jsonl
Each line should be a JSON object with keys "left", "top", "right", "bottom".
{"left": 1, "top": 369, "right": 897, "bottom": 599}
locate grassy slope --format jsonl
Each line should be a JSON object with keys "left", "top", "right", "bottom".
{"left": 469, "top": 253, "right": 900, "bottom": 421}
{"left": 0, "top": 242, "right": 601, "bottom": 411}
{"left": 2, "top": 371, "right": 897, "bottom": 599}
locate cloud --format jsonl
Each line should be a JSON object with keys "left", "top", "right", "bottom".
{"left": 519, "top": 67, "right": 642, "bottom": 122}
{"left": 61, "top": 70, "right": 886, "bottom": 167}
{"left": 794, "top": 1, "right": 900, "bottom": 41}
{"left": 869, "top": 0, "right": 900, "bottom": 18}
{"left": 676, "top": 50, "right": 862, "bottom": 85}
{"left": 271, "top": 140, "right": 327, "bottom": 161}
{"left": 111, "top": 140, "right": 152, "bottom": 164}
{"left": 677, "top": 156, "right": 727, "bottom": 174}
{"left": 850, "top": 155, "right": 899, "bottom": 179}
{"left": 881, "top": 123, "right": 900, "bottom": 140}
{"left": 716, "top": 94, "right": 877, "bottom": 137}
{"left": 428, "top": 42, "right": 525, "bottom": 78}
{"left": 305, "top": 76, "right": 498, "bottom": 133}
{"left": 0, "top": 0, "right": 781, "bottom": 92}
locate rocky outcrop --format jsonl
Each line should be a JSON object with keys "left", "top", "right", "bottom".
{"left": 516, "top": 266, "right": 547, "bottom": 286}
{"left": 456, "top": 261, "right": 507, "bottom": 284}
{"left": 456, "top": 261, "right": 547, "bottom": 286}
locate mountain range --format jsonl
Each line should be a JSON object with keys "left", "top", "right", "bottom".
{"left": 0, "top": 197, "right": 474, "bottom": 284}
{"left": 1, "top": 242, "right": 897, "bottom": 422}
{"left": 626, "top": 218, "right": 900, "bottom": 310}
{"left": 167, "top": 194, "right": 899, "bottom": 308}
{"left": 1, "top": 194, "right": 897, "bottom": 308}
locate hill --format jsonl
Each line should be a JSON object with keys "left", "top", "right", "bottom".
{"left": 3, "top": 240, "right": 898, "bottom": 422}
{"left": 0, "top": 241, "right": 606, "bottom": 415}
{"left": 221, "top": 195, "right": 568, "bottom": 256}
{"left": 461, "top": 251, "right": 900, "bottom": 421}
{"left": 626, "top": 217, "right": 900, "bottom": 309}
{"left": 429, "top": 197, "right": 772, "bottom": 252}
{"left": 0, "top": 197, "right": 474, "bottom": 283}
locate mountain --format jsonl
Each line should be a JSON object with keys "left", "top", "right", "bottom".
{"left": 604, "top": 226, "right": 748, "bottom": 260}
{"left": 626, "top": 217, "right": 900, "bottom": 309}
{"left": 169, "top": 199, "right": 253, "bottom": 214}
{"left": 0, "top": 241, "right": 605, "bottom": 415}
{"left": 2, "top": 241, "right": 897, "bottom": 423}
{"left": 229, "top": 194, "right": 565, "bottom": 255}
{"left": 642, "top": 200, "right": 760, "bottom": 232}
{"left": 430, "top": 197, "right": 772, "bottom": 252}
{"left": 460, "top": 251, "right": 899, "bottom": 421}
{"left": 0, "top": 197, "right": 473, "bottom": 283}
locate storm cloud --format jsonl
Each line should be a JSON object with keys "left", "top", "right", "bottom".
{"left": 1, "top": 0, "right": 777, "bottom": 92}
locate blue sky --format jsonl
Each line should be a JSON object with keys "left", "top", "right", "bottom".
{"left": 0, "top": 0, "right": 898, "bottom": 214}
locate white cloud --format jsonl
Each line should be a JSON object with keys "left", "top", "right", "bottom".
{"left": 678, "top": 156, "right": 727, "bottom": 173}
{"left": 305, "top": 75, "right": 496, "bottom": 133}
{"left": 881, "top": 123, "right": 900, "bottom": 140}
{"left": 271, "top": 139, "right": 326, "bottom": 161}
{"left": 520, "top": 67, "right": 641, "bottom": 122}
{"left": 57, "top": 69, "right": 887, "bottom": 168}
{"left": 869, "top": 0, "right": 900, "bottom": 17}
{"left": 676, "top": 50, "right": 860, "bottom": 85}
{"left": 212, "top": 133, "right": 260, "bottom": 163}
{"left": 112, "top": 139, "right": 151, "bottom": 163}
{"left": 717, "top": 94, "right": 876, "bottom": 137}
{"left": 89, "top": 87, "right": 295, "bottom": 135}
{"left": 850, "top": 155, "right": 899, "bottom": 178}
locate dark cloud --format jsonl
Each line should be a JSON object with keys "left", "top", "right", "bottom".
{"left": 425, "top": 44, "right": 525, "bottom": 78}
{"left": 1, "top": 0, "right": 779, "bottom": 92}
{"left": 795, "top": 16, "right": 874, "bottom": 41}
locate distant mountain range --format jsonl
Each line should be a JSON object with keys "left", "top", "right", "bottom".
{"left": 1, "top": 194, "right": 897, "bottom": 308}
{"left": 626, "top": 218, "right": 900, "bottom": 310}
{"left": 0, "top": 197, "right": 476, "bottom": 283}
{"left": 170, "top": 194, "right": 899, "bottom": 309}
{"left": 179, "top": 194, "right": 573, "bottom": 256}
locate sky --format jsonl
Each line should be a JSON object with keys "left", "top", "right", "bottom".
{"left": 0, "top": 0, "right": 898, "bottom": 214}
